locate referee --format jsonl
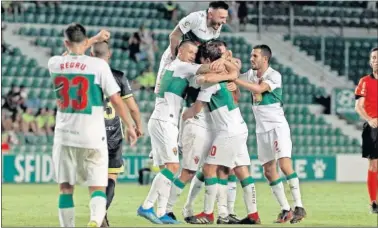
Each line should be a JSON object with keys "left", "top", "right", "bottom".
{"left": 355, "top": 47, "right": 378, "bottom": 214}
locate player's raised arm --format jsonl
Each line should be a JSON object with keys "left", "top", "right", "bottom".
{"left": 169, "top": 12, "right": 199, "bottom": 59}
{"left": 85, "top": 30, "right": 110, "bottom": 51}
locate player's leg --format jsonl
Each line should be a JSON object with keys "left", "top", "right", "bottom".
{"left": 232, "top": 133, "right": 260, "bottom": 224}
{"left": 275, "top": 125, "right": 306, "bottom": 223}
{"left": 183, "top": 170, "right": 205, "bottom": 221}
{"left": 257, "top": 130, "right": 292, "bottom": 223}
{"left": 362, "top": 123, "right": 378, "bottom": 213}
{"left": 166, "top": 121, "right": 199, "bottom": 219}
{"left": 181, "top": 126, "right": 213, "bottom": 221}
{"left": 227, "top": 169, "right": 238, "bottom": 218}
{"left": 190, "top": 136, "right": 236, "bottom": 224}
{"left": 82, "top": 147, "right": 109, "bottom": 227}
{"left": 101, "top": 141, "right": 124, "bottom": 227}
{"left": 139, "top": 120, "right": 179, "bottom": 224}
{"left": 368, "top": 159, "right": 378, "bottom": 213}
{"left": 52, "top": 144, "right": 76, "bottom": 227}
{"left": 216, "top": 166, "right": 230, "bottom": 224}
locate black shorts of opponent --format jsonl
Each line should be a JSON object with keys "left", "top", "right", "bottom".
{"left": 108, "top": 139, "right": 124, "bottom": 173}
{"left": 362, "top": 122, "right": 378, "bottom": 159}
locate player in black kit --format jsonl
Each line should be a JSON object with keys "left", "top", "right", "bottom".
{"left": 91, "top": 41, "right": 143, "bottom": 227}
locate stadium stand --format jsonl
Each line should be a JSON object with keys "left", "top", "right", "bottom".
{"left": 1, "top": 1, "right": 363, "bottom": 157}
{"left": 245, "top": 1, "right": 378, "bottom": 28}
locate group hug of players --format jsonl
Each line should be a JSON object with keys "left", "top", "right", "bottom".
{"left": 133, "top": 38, "right": 307, "bottom": 225}
{"left": 48, "top": 1, "right": 377, "bottom": 226}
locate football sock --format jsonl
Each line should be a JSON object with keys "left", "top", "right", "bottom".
{"left": 184, "top": 171, "right": 204, "bottom": 210}
{"left": 58, "top": 193, "right": 75, "bottom": 227}
{"left": 166, "top": 178, "right": 185, "bottom": 213}
{"left": 241, "top": 176, "right": 258, "bottom": 214}
{"left": 89, "top": 191, "right": 107, "bottom": 226}
{"left": 368, "top": 170, "right": 377, "bottom": 203}
{"left": 217, "top": 178, "right": 228, "bottom": 218}
{"left": 227, "top": 175, "right": 237, "bottom": 215}
{"left": 142, "top": 168, "right": 174, "bottom": 212}
{"left": 270, "top": 178, "right": 291, "bottom": 211}
{"left": 204, "top": 177, "right": 218, "bottom": 214}
{"left": 286, "top": 172, "right": 303, "bottom": 208}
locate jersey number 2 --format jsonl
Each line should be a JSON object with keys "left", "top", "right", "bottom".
{"left": 54, "top": 76, "right": 89, "bottom": 111}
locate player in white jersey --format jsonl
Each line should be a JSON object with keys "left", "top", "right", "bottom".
{"left": 154, "top": 1, "right": 229, "bottom": 95}
{"left": 234, "top": 44, "right": 307, "bottom": 224}
{"left": 137, "top": 41, "right": 225, "bottom": 224}
{"left": 183, "top": 41, "right": 260, "bottom": 225}
{"left": 48, "top": 23, "right": 137, "bottom": 227}
{"left": 164, "top": 41, "right": 240, "bottom": 223}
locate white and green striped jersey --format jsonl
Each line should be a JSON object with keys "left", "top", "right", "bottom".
{"left": 184, "top": 77, "right": 212, "bottom": 129}
{"left": 197, "top": 82, "right": 248, "bottom": 136}
{"left": 240, "top": 66, "right": 288, "bottom": 133}
{"left": 150, "top": 59, "right": 202, "bottom": 126}
{"left": 154, "top": 10, "right": 222, "bottom": 94}
{"left": 48, "top": 54, "right": 120, "bottom": 149}
{"left": 179, "top": 10, "right": 222, "bottom": 45}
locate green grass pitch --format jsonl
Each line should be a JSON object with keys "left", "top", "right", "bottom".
{"left": 2, "top": 182, "right": 377, "bottom": 227}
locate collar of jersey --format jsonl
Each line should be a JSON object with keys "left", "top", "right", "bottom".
{"left": 68, "top": 53, "right": 84, "bottom": 56}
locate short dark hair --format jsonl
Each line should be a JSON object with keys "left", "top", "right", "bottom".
{"left": 196, "top": 41, "right": 223, "bottom": 63}
{"left": 64, "top": 23, "right": 87, "bottom": 43}
{"left": 209, "top": 39, "right": 227, "bottom": 48}
{"left": 253, "top": 44, "right": 272, "bottom": 63}
{"left": 209, "top": 1, "right": 229, "bottom": 10}
{"left": 176, "top": 40, "right": 197, "bottom": 56}
{"left": 370, "top": 47, "right": 378, "bottom": 56}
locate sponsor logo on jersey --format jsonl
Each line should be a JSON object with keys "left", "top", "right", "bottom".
{"left": 194, "top": 156, "right": 199, "bottom": 164}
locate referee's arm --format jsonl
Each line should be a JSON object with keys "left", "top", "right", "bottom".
{"left": 355, "top": 97, "right": 378, "bottom": 128}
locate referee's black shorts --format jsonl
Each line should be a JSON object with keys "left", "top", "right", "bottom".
{"left": 362, "top": 122, "right": 378, "bottom": 159}
{"left": 108, "top": 139, "right": 124, "bottom": 174}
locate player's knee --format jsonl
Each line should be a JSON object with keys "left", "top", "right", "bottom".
{"left": 369, "top": 159, "right": 378, "bottom": 171}
{"left": 166, "top": 163, "right": 180, "bottom": 174}
{"left": 263, "top": 162, "right": 276, "bottom": 179}
{"left": 203, "top": 164, "right": 218, "bottom": 176}
{"left": 181, "top": 169, "right": 196, "bottom": 183}
{"left": 234, "top": 166, "right": 249, "bottom": 180}
{"left": 217, "top": 166, "right": 230, "bottom": 176}
{"left": 59, "top": 183, "right": 74, "bottom": 194}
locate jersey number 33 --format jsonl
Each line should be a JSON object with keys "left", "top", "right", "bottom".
{"left": 52, "top": 73, "right": 102, "bottom": 114}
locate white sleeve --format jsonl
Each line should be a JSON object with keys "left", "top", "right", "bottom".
{"left": 178, "top": 12, "right": 200, "bottom": 34}
{"left": 47, "top": 56, "right": 60, "bottom": 73}
{"left": 197, "top": 84, "right": 219, "bottom": 102}
{"left": 99, "top": 60, "right": 120, "bottom": 97}
{"left": 183, "top": 62, "right": 202, "bottom": 78}
{"left": 239, "top": 69, "right": 252, "bottom": 81}
{"left": 264, "top": 71, "right": 282, "bottom": 92}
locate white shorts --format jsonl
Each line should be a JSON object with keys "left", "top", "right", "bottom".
{"left": 148, "top": 118, "right": 179, "bottom": 166}
{"left": 154, "top": 48, "right": 172, "bottom": 94}
{"left": 256, "top": 125, "right": 292, "bottom": 165}
{"left": 52, "top": 144, "right": 108, "bottom": 186}
{"left": 181, "top": 122, "right": 213, "bottom": 171}
{"left": 233, "top": 133, "right": 251, "bottom": 168}
{"left": 205, "top": 133, "right": 248, "bottom": 168}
